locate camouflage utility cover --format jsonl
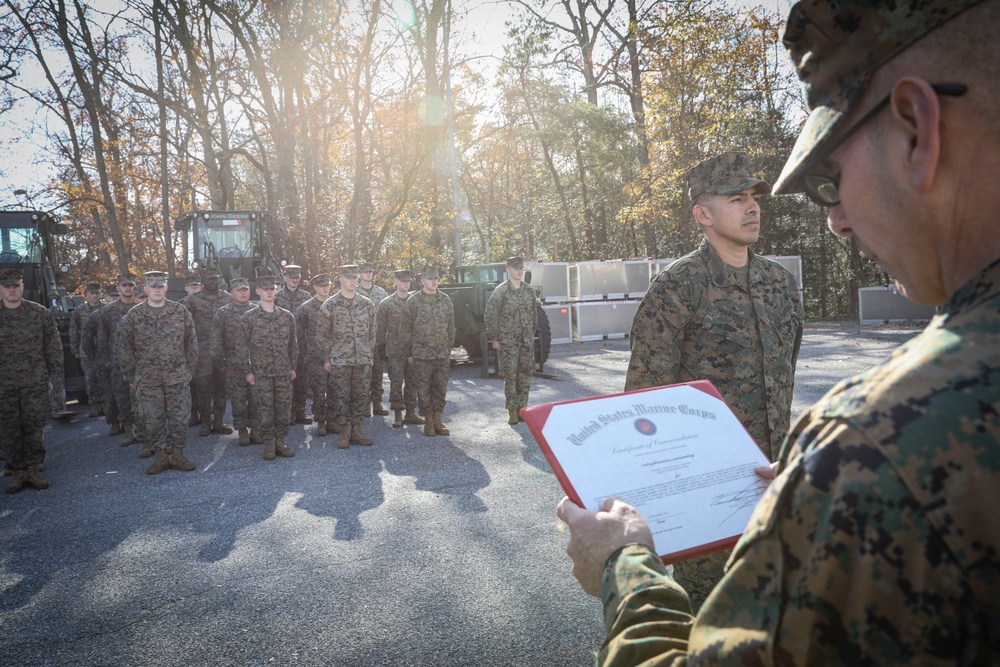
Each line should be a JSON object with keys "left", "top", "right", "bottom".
{"left": 685, "top": 151, "right": 769, "bottom": 202}
{"left": 626, "top": 239, "right": 802, "bottom": 460}
{"left": 404, "top": 290, "right": 455, "bottom": 360}
{"left": 598, "top": 257, "right": 1000, "bottom": 665}
{"left": 119, "top": 300, "right": 198, "bottom": 388}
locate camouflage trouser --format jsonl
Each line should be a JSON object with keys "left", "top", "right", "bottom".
{"left": 292, "top": 357, "right": 309, "bottom": 414}
{"left": 498, "top": 343, "right": 533, "bottom": 411}
{"left": 225, "top": 371, "right": 254, "bottom": 430}
{"left": 133, "top": 381, "right": 190, "bottom": 456}
{"left": 672, "top": 548, "right": 730, "bottom": 613}
{"left": 306, "top": 357, "right": 329, "bottom": 423}
{"left": 412, "top": 358, "right": 449, "bottom": 414}
{"left": 194, "top": 363, "right": 227, "bottom": 419}
{"left": 81, "top": 356, "right": 105, "bottom": 403}
{"left": 250, "top": 375, "right": 292, "bottom": 441}
{"left": 0, "top": 381, "right": 48, "bottom": 471}
{"left": 109, "top": 368, "right": 133, "bottom": 428}
{"left": 385, "top": 356, "right": 417, "bottom": 411}
{"left": 369, "top": 355, "right": 384, "bottom": 403}
{"left": 327, "top": 364, "right": 371, "bottom": 426}
{"left": 102, "top": 362, "right": 118, "bottom": 422}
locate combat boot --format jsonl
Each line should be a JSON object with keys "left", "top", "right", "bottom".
{"left": 138, "top": 444, "right": 153, "bottom": 458}
{"left": 26, "top": 465, "right": 49, "bottom": 490}
{"left": 508, "top": 409, "right": 519, "bottom": 425}
{"left": 337, "top": 427, "right": 350, "bottom": 449}
{"left": 433, "top": 412, "right": 450, "bottom": 436}
{"left": 294, "top": 410, "right": 313, "bottom": 425}
{"left": 403, "top": 409, "right": 425, "bottom": 425}
{"left": 89, "top": 402, "right": 101, "bottom": 418}
{"left": 146, "top": 453, "right": 170, "bottom": 475}
{"left": 121, "top": 425, "right": 138, "bottom": 446}
{"left": 263, "top": 440, "right": 276, "bottom": 460}
{"left": 372, "top": 401, "right": 389, "bottom": 416}
{"left": 274, "top": 438, "right": 295, "bottom": 457}
{"left": 170, "top": 452, "right": 196, "bottom": 472}
{"left": 392, "top": 409, "right": 404, "bottom": 428}
{"left": 108, "top": 421, "right": 121, "bottom": 436}
{"left": 315, "top": 422, "right": 327, "bottom": 437}
{"left": 211, "top": 415, "right": 233, "bottom": 435}
{"left": 326, "top": 420, "right": 341, "bottom": 435}
{"left": 188, "top": 411, "right": 201, "bottom": 427}
{"left": 5, "top": 470, "right": 26, "bottom": 494}
{"left": 349, "top": 425, "right": 373, "bottom": 446}
{"left": 238, "top": 428, "right": 250, "bottom": 446}
{"left": 423, "top": 418, "right": 436, "bottom": 437}
{"left": 199, "top": 415, "right": 212, "bottom": 437}
{"left": 249, "top": 427, "right": 264, "bottom": 444}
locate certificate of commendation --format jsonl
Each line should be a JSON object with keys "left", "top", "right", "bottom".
{"left": 521, "top": 380, "right": 770, "bottom": 564}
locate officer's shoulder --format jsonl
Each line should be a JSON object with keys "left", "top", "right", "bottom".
{"left": 753, "top": 254, "right": 796, "bottom": 283}
{"left": 650, "top": 250, "right": 704, "bottom": 286}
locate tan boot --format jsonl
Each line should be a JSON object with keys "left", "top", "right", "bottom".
{"left": 24, "top": 465, "right": 48, "bottom": 490}
{"left": 316, "top": 422, "right": 327, "bottom": 437}
{"left": 326, "top": 420, "right": 341, "bottom": 435}
{"left": 138, "top": 444, "right": 153, "bottom": 458}
{"left": 121, "top": 425, "right": 138, "bottom": 446}
{"left": 392, "top": 409, "right": 404, "bottom": 428}
{"left": 263, "top": 440, "right": 276, "bottom": 460}
{"left": 171, "top": 452, "right": 196, "bottom": 472}
{"left": 199, "top": 415, "right": 212, "bottom": 437}
{"left": 433, "top": 412, "right": 450, "bottom": 435}
{"left": 249, "top": 427, "right": 264, "bottom": 444}
{"left": 211, "top": 416, "right": 233, "bottom": 435}
{"left": 508, "top": 409, "right": 519, "bottom": 425}
{"left": 350, "top": 425, "right": 373, "bottom": 446}
{"left": 372, "top": 401, "right": 389, "bottom": 416}
{"left": 423, "top": 417, "right": 436, "bottom": 437}
{"left": 274, "top": 438, "right": 295, "bottom": 457}
{"left": 146, "top": 453, "right": 170, "bottom": 475}
{"left": 238, "top": 427, "right": 250, "bottom": 446}
{"left": 5, "top": 470, "right": 27, "bottom": 494}
{"left": 188, "top": 411, "right": 201, "bottom": 427}
{"left": 337, "top": 427, "right": 350, "bottom": 449}
{"left": 108, "top": 421, "right": 121, "bottom": 436}
{"left": 403, "top": 409, "right": 425, "bottom": 425}
{"left": 294, "top": 410, "right": 313, "bottom": 425}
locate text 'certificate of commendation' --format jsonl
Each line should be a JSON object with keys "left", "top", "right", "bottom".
{"left": 521, "top": 380, "right": 770, "bottom": 565}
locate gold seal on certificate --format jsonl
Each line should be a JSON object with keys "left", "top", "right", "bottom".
{"left": 521, "top": 380, "right": 770, "bottom": 564}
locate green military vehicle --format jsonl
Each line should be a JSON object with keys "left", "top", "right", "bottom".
{"left": 0, "top": 210, "right": 85, "bottom": 402}
{"left": 172, "top": 209, "right": 285, "bottom": 299}
{"left": 440, "top": 263, "right": 552, "bottom": 377}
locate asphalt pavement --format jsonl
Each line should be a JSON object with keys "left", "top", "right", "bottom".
{"left": 0, "top": 321, "right": 922, "bottom": 667}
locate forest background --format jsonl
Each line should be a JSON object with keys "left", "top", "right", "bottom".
{"left": 0, "top": 0, "right": 888, "bottom": 318}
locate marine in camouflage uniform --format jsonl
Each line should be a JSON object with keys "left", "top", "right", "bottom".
{"left": 321, "top": 265, "right": 376, "bottom": 447}
{"left": 212, "top": 278, "right": 256, "bottom": 445}
{"left": 97, "top": 273, "right": 139, "bottom": 439}
{"left": 404, "top": 266, "right": 455, "bottom": 437}
{"left": 119, "top": 271, "right": 199, "bottom": 474}
{"left": 1, "top": 268, "right": 64, "bottom": 493}
{"left": 484, "top": 256, "right": 537, "bottom": 425}
{"left": 240, "top": 275, "right": 298, "bottom": 460}
{"left": 295, "top": 273, "right": 334, "bottom": 436}
{"left": 69, "top": 279, "right": 104, "bottom": 417}
{"left": 182, "top": 266, "right": 233, "bottom": 436}
{"left": 561, "top": 1, "right": 1000, "bottom": 664}
{"left": 275, "top": 264, "right": 312, "bottom": 424}
{"left": 357, "top": 261, "right": 389, "bottom": 416}
{"left": 375, "top": 269, "right": 423, "bottom": 428}
{"left": 180, "top": 273, "right": 202, "bottom": 425}
{"left": 624, "top": 151, "right": 803, "bottom": 611}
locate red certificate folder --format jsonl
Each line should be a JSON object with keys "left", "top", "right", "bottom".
{"left": 520, "top": 379, "right": 769, "bottom": 565}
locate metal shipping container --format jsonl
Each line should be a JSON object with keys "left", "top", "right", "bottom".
{"left": 571, "top": 301, "right": 640, "bottom": 341}
{"left": 570, "top": 261, "right": 629, "bottom": 301}
{"left": 526, "top": 262, "right": 571, "bottom": 303}
{"left": 542, "top": 304, "right": 573, "bottom": 344}
{"left": 858, "top": 286, "right": 937, "bottom": 324}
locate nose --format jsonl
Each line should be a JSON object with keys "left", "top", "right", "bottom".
{"left": 826, "top": 205, "right": 852, "bottom": 238}
{"left": 747, "top": 197, "right": 760, "bottom": 215}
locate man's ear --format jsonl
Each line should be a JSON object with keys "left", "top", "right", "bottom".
{"left": 692, "top": 203, "right": 712, "bottom": 230}
{"left": 889, "top": 77, "right": 942, "bottom": 194}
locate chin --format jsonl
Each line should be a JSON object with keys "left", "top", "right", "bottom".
{"left": 895, "top": 280, "right": 947, "bottom": 307}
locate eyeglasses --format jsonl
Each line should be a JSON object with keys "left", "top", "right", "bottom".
{"left": 801, "top": 83, "right": 967, "bottom": 207}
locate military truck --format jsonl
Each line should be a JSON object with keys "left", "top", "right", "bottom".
{"left": 440, "top": 263, "right": 552, "bottom": 377}
{"left": 172, "top": 209, "right": 284, "bottom": 299}
{"left": 0, "top": 210, "right": 85, "bottom": 400}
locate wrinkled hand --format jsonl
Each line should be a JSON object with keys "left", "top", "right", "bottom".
{"left": 556, "top": 497, "right": 655, "bottom": 597}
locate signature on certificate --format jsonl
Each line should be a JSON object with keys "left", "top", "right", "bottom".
{"left": 711, "top": 479, "right": 767, "bottom": 528}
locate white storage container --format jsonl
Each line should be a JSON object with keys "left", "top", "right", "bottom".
{"left": 858, "top": 286, "right": 937, "bottom": 324}
{"left": 571, "top": 301, "right": 640, "bottom": 341}
{"left": 526, "top": 262, "right": 571, "bottom": 303}
{"left": 570, "top": 261, "right": 629, "bottom": 301}
{"left": 542, "top": 304, "right": 573, "bottom": 344}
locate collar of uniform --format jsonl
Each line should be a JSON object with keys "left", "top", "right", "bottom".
{"left": 938, "top": 255, "right": 1000, "bottom": 324}
{"left": 698, "top": 238, "right": 765, "bottom": 290}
